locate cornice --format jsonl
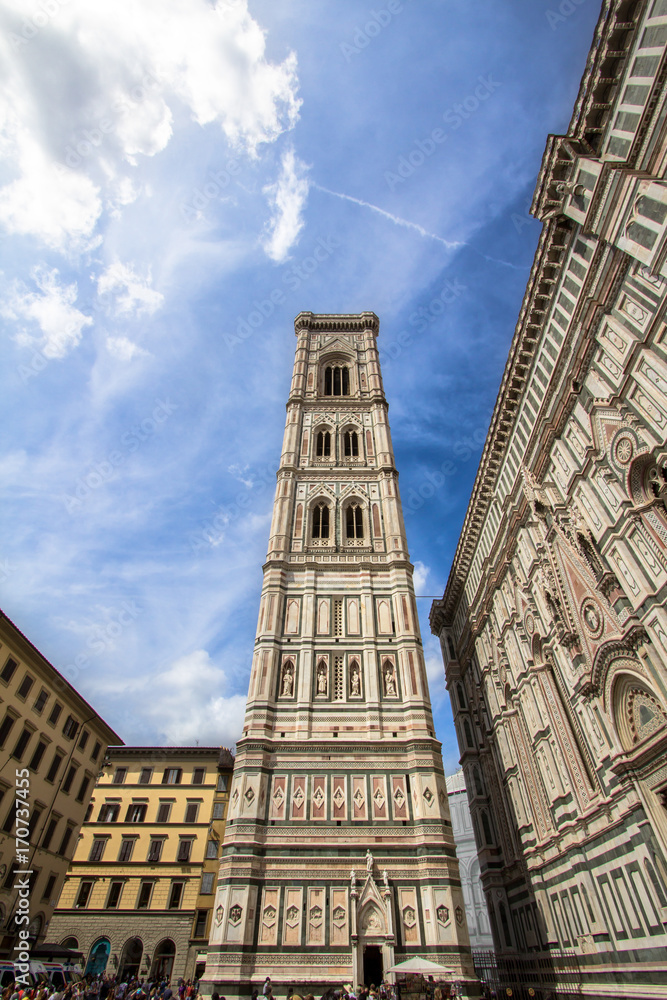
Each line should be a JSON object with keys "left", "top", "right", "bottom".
{"left": 430, "top": 219, "right": 573, "bottom": 631}
{"left": 294, "top": 312, "right": 380, "bottom": 335}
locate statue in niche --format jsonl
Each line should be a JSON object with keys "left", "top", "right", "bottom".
{"left": 350, "top": 662, "right": 361, "bottom": 696}
{"left": 366, "top": 849, "right": 373, "bottom": 873}
{"left": 583, "top": 602, "right": 601, "bottom": 634}
{"left": 281, "top": 662, "right": 294, "bottom": 697}
{"left": 384, "top": 662, "right": 397, "bottom": 696}
{"left": 317, "top": 662, "right": 327, "bottom": 695}
{"left": 350, "top": 869, "right": 357, "bottom": 889}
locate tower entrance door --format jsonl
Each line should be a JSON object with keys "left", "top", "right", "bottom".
{"left": 363, "top": 945, "right": 383, "bottom": 989}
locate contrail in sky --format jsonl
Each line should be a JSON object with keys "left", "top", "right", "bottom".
{"left": 313, "top": 183, "right": 526, "bottom": 270}
{"left": 313, "top": 183, "right": 463, "bottom": 249}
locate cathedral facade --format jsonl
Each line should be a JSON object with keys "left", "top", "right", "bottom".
{"left": 430, "top": 1, "right": 667, "bottom": 996}
{"left": 203, "top": 313, "right": 474, "bottom": 997}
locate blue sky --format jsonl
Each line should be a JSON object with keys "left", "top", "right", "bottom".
{"left": 0, "top": 0, "right": 601, "bottom": 769}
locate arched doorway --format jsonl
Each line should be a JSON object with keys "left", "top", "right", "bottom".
{"left": 86, "top": 938, "right": 111, "bottom": 976}
{"left": 363, "top": 945, "right": 383, "bottom": 987}
{"left": 151, "top": 939, "right": 175, "bottom": 980}
{"left": 118, "top": 937, "right": 143, "bottom": 981}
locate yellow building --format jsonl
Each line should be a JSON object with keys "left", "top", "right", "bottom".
{"left": 48, "top": 746, "right": 233, "bottom": 984}
{"left": 0, "top": 610, "right": 121, "bottom": 956}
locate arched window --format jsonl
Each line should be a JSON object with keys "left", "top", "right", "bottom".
{"left": 344, "top": 430, "right": 359, "bottom": 457}
{"left": 324, "top": 365, "right": 350, "bottom": 396}
{"left": 316, "top": 431, "right": 331, "bottom": 457}
{"left": 312, "top": 503, "right": 330, "bottom": 539}
{"left": 464, "top": 719, "right": 474, "bottom": 749}
{"left": 346, "top": 503, "right": 363, "bottom": 539}
{"left": 481, "top": 810, "right": 493, "bottom": 845}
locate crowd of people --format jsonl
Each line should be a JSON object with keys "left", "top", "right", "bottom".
{"left": 1, "top": 974, "right": 198, "bottom": 1000}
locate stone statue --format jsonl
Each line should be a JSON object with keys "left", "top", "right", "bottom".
{"left": 366, "top": 849, "right": 373, "bottom": 873}
{"left": 384, "top": 663, "right": 397, "bottom": 696}
{"left": 281, "top": 663, "right": 294, "bottom": 697}
{"left": 383, "top": 869, "right": 389, "bottom": 888}
{"left": 350, "top": 869, "right": 357, "bottom": 889}
{"left": 317, "top": 662, "right": 327, "bottom": 694}
{"left": 350, "top": 663, "right": 360, "bottom": 695}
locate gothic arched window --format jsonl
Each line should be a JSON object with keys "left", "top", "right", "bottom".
{"left": 346, "top": 503, "right": 363, "bottom": 539}
{"left": 324, "top": 365, "right": 350, "bottom": 396}
{"left": 312, "top": 503, "right": 330, "bottom": 539}
{"left": 344, "top": 430, "right": 359, "bottom": 457}
{"left": 316, "top": 431, "right": 331, "bottom": 457}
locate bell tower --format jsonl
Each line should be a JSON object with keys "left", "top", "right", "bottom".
{"left": 204, "top": 312, "right": 474, "bottom": 996}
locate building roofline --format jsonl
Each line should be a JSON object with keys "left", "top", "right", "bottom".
{"left": 294, "top": 311, "right": 380, "bottom": 335}
{"left": 0, "top": 609, "right": 124, "bottom": 745}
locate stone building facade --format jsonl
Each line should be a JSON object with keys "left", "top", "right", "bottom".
{"left": 0, "top": 610, "right": 120, "bottom": 956}
{"left": 48, "top": 746, "right": 233, "bottom": 983}
{"left": 430, "top": 1, "right": 667, "bottom": 996}
{"left": 445, "top": 771, "right": 493, "bottom": 951}
{"left": 203, "top": 313, "right": 475, "bottom": 998}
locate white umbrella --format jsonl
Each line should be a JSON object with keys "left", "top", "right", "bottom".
{"left": 385, "top": 958, "right": 459, "bottom": 975}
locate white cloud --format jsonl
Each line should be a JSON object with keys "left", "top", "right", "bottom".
{"left": 262, "top": 146, "right": 309, "bottom": 261}
{"left": 0, "top": 0, "right": 301, "bottom": 253}
{"left": 106, "top": 335, "right": 150, "bottom": 361}
{"left": 413, "top": 560, "right": 430, "bottom": 595}
{"left": 139, "top": 649, "right": 247, "bottom": 746}
{"left": 3, "top": 266, "right": 92, "bottom": 358}
{"left": 97, "top": 260, "right": 164, "bottom": 316}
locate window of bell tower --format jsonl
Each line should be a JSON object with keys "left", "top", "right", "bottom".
{"left": 344, "top": 430, "right": 359, "bottom": 457}
{"left": 312, "top": 503, "right": 330, "bottom": 539}
{"left": 324, "top": 365, "right": 350, "bottom": 396}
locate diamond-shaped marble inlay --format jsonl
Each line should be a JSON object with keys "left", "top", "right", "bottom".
{"left": 263, "top": 905, "right": 276, "bottom": 926}
{"left": 455, "top": 905, "right": 464, "bottom": 925}
{"left": 403, "top": 906, "right": 416, "bottom": 928}
{"left": 273, "top": 786, "right": 284, "bottom": 807}
{"left": 436, "top": 904, "right": 449, "bottom": 924}
{"left": 373, "top": 787, "right": 385, "bottom": 809}
{"left": 423, "top": 786, "right": 433, "bottom": 805}
{"left": 232, "top": 789, "right": 239, "bottom": 807}
{"left": 439, "top": 789, "right": 446, "bottom": 806}
{"left": 286, "top": 905, "right": 300, "bottom": 927}
{"left": 310, "top": 905, "right": 323, "bottom": 926}
{"left": 293, "top": 786, "right": 305, "bottom": 808}
{"left": 229, "top": 904, "right": 243, "bottom": 925}
{"left": 393, "top": 788, "right": 405, "bottom": 807}
{"left": 313, "top": 787, "right": 325, "bottom": 807}
{"left": 332, "top": 905, "right": 346, "bottom": 927}
{"left": 244, "top": 786, "right": 255, "bottom": 805}
{"left": 333, "top": 787, "right": 345, "bottom": 807}
{"left": 215, "top": 904, "right": 224, "bottom": 925}
{"left": 353, "top": 788, "right": 365, "bottom": 809}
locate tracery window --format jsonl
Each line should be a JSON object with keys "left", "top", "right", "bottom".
{"left": 344, "top": 430, "right": 359, "bottom": 457}
{"left": 316, "top": 431, "right": 331, "bottom": 457}
{"left": 346, "top": 503, "right": 363, "bottom": 539}
{"left": 312, "top": 503, "right": 330, "bottom": 539}
{"left": 324, "top": 365, "right": 350, "bottom": 396}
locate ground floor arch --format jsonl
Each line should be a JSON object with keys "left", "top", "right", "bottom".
{"left": 86, "top": 937, "right": 111, "bottom": 977}
{"left": 119, "top": 937, "right": 144, "bottom": 981}
{"left": 151, "top": 938, "right": 176, "bottom": 980}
